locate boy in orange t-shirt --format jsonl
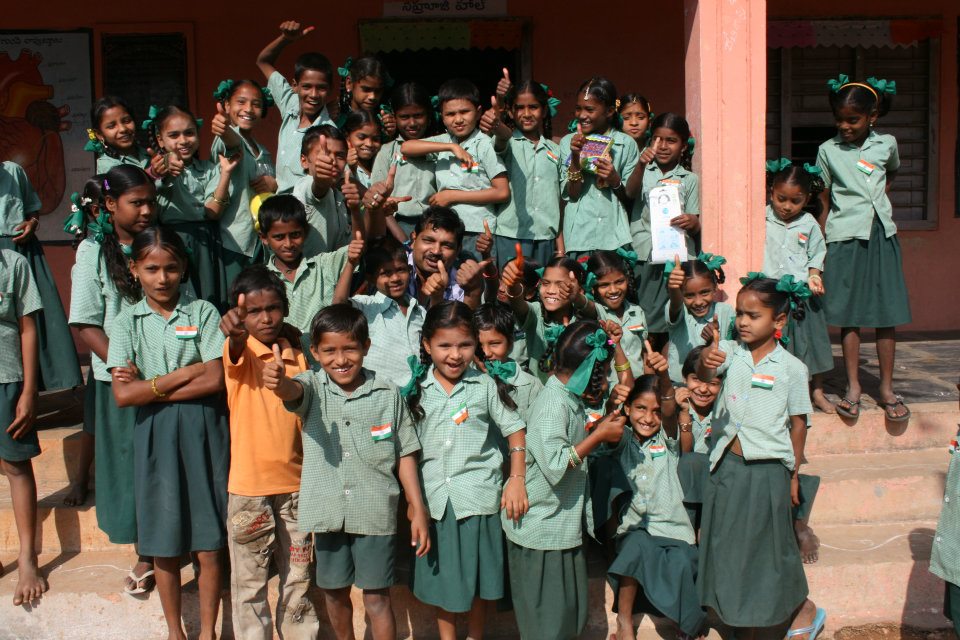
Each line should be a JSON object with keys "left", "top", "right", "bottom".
{"left": 219, "top": 265, "right": 317, "bottom": 640}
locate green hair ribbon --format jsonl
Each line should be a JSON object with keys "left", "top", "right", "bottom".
{"left": 539, "top": 83, "right": 561, "bottom": 118}
{"left": 141, "top": 105, "right": 161, "bottom": 131}
{"left": 582, "top": 269, "right": 597, "bottom": 301}
{"left": 697, "top": 252, "right": 727, "bottom": 272}
{"left": 564, "top": 328, "right": 611, "bottom": 396}
{"left": 87, "top": 215, "right": 115, "bottom": 244}
{"left": 803, "top": 163, "right": 822, "bottom": 177}
{"left": 63, "top": 192, "right": 88, "bottom": 236}
{"left": 687, "top": 136, "right": 696, "bottom": 159}
{"left": 867, "top": 76, "right": 896, "bottom": 96}
{"left": 738, "top": 271, "right": 767, "bottom": 286}
{"left": 766, "top": 157, "right": 792, "bottom": 173}
{"left": 567, "top": 118, "right": 579, "bottom": 133}
{"left": 662, "top": 258, "right": 681, "bottom": 281}
{"left": 615, "top": 247, "right": 638, "bottom": 268}
{"left": 544, "top": 323, "right": 564, "bottom": 346}
{"left": 261, "top": 87, "right": 275, "bottom": 110}
{"left": 535, "top": 266, "right": 545, "bottom": 278}
{"left": 337, "top": 56, "right": 353, "bottom": 79}
{"left": 430, "top": 95, "right": 441, "bottom": 122}
{"left": 399, "top": 355, "right": 427, "bottom": 398}
{"left": 485, "top": 359, "right": 517, "bottom": 383}
{"left": 83, "top": 129, "right": 105, "bottom": 154}
{"left": 775, "top": 274, "right": 812, "bottom": 310}
{"left": 213, "top": 79, "right": 235, "bottom": 102}
{"left": 827, "top": 73, "right": 850, "bottom": 93}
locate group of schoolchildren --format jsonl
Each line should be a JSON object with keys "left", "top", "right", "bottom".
{"left": 2, "top": 16, "right": 950, "bottom": 640}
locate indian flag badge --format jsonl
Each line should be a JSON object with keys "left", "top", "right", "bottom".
{"left": 175, "top": 325, "right": 198, "bottom": 339}
{"left": 660, "top": 178, "right": 681, "bottom": 185}
{"left": 798, "top": 232, "right": 808, "bottom": 247}
{"left": 460, "top": 160, "right": 480, "bottom": 174}
{"left": 545, "top": 149, "right": 560, "bottom": 164}
{"left": 452, "top": 404, "right": 469, "bottom": 425}
{"left": 856, "top": 159, "right": 875, "bottom": 175}
{"left": 627, "top": 323, "right": 645, "bottom": 333}
{"left": 949, "top": 439, "right": 958, "bottom": 455}
{"left": 649, "top": 443, "right": 667, "bottom": 459}
{"left": 371, "top": 423, "right": 393, "bottom": 442}
{"left": 751, "top": 373, "right": 775, "bottom": 390}
{"left": 585, "top": 412, "right": 603, "bottom": 431}
{"left": 705, "top": 425, "right": 712, "bottom": 438}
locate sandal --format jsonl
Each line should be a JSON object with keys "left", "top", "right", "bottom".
{"left": 123, "top": 568, "right": 155, "bottom": 595}
{"left": 786, "top": 608, "right": 826, "bottom": 640}
{"left": 835, "top": 396, "right": 861, "bottom": 420}
{"left": 882, "top": 396, "right": 911, "bottom": 423}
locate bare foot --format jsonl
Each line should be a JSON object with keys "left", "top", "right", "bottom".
{"left": 13, "top": 554, "right": 48, "bottom": 606}
{"left": 795, "top": 522, "right": 820, "bottom": 564}
{"left": 124, "top": 559, "right": 155, "bottom": 594}
{"left": 811, "top": 389, "right": 836, "bottom": 415}
{"left": 613, "top": 615, "right": 634, "bottom": 640}
{"left": 63, "top": 481, "right": 89, "bottom": 507}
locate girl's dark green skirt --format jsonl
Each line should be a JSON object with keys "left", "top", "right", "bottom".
{"left": 164, "top": 221, "right": 228, "bottom": 312}
{"left": 634, "top": 261, "right": 669, "bottom": 334}
{"left": 411, "top": 499, "right": 505, "bottom": 613}
{"left": 0, "top": 235, "right": 82, "bottom": 390}
{"left": 608, "top": 528, "right": 706, "bottom": 637}
{"left": 823, "top": 215, "right": 911, "bottom": 328}
{"left": 507, "top": 540, "right": 588, "bottom": 640}
{"left": 220, "top": 242, "right": 265, "bottom": 301}
{"left": 86, "top": 373, "right": 139, "bottom": 544}
{"left": 134, "top": 394, "right": 229, "bottom": 557}
{"left": 783, "top": 296, "right": 833, "bottom": 376}
{"left": 0, "top": 382, "right": 40, "bottom": 461}
{"left": 698, "top": 451, "right": 808, "bottom": 627}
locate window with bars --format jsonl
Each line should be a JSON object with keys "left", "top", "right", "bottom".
{"left": 766, "top": 40, "right": 939, "bottom": 229}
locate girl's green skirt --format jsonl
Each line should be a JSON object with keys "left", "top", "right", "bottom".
{"left": 0, "top": 382, "right": 40, "bottom": 461}
{"left": 507, "top": 540, "right": 588, "bottom": 640}
{"left": 0, "top": 235, "right": 82, "bottom": 390}
{"left": 411, "top": 499, "right": 505, "bottom": 613}
{"left": 634, "top": 261, "right": 669, "bottom": 334}
{"left": 823, "top": 215, "right": 911, "bottom": 328}
{"left": 87, "top": 374, "right": 139, "bottom": 544}
{"left": 164, "top": 221, "right": 228, "bottom": 312}
{"left": 221, "top": 242, "right": 265, "bottom": 301}
{"left": 608, "top": 528, "right": 706, "bottom": 637}
{"left": 697, "top": 451, "right": 808, "bottom": 627}
{"left": 783, "top": 296, "right": 834, "bottom": 376}
{"left": 134, "top": 394, "right": 229, "bottom": 557}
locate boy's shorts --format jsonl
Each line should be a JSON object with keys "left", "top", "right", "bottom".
{"left": 0, "top": 382, "right": 40, "bottom": 462}
{"left": 314, "top": 531, "right": 396, "bottom": 590}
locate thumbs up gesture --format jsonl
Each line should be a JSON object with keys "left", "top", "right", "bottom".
{"left": 557, "top": 270, "right": 580, "bottom": 303}
{"left": 211, "top": 101, "right": 230, "bottom": 137}
{"left": 644, "top": 339, "right": 669, "bottom": 375}
{"left": 347, "top": 230, "right": 364, "bottom": 266}
{"left": 480, "top": 96, "right": 502, "bottom": 135}
{"left": 496, "top": 67, "right": 512, "bottom": 106}
{"left": 422, "top": 259, "right": 449, "bottom": 303}
{"left": 701, "top": 316, "right": 721, "bottom": 344}
{"left": 262, "top": 343, "right": 286, "bottom": 390}
{"left": 341, "top": 166, "right": 362, "bottom": 212}
{"left": 702, "top": 325, "right": 727, "bottom": 370}
{"left": 570, "top": 122, "right": 586, "bottom": 157}
{"left": 220, "top": 292, "right": 250, "bottom": 342}
{"left": 477, "top": 219, "right": 494, "bottom": 259}
{"left": 667, "top": 254, "right": 686, "bottom": 291}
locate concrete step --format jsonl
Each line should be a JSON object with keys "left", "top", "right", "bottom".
{"left": 0, "top": 484, "right": 112, "bottom": 555}
{"left": 806, "top": 401, "right": 957, "bottom": 456}
{"left": 27, "top": 425, "right": 91, "bottom": 486}
{"left": 804, "top": 448, "right": 949, "bottom": 525}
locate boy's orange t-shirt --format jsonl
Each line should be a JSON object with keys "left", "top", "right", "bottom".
{"left": 223, "top": 336, "right": 307, "bottom": 496}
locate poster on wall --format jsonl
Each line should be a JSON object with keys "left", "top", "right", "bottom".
{"left": 0, "top": 31, "right": 94, "bottom": 242}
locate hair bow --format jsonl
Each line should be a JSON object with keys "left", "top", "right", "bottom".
{"left": 697, "top": 252, "right": 727, "bottom": 271}
{"left": 582, "top": 269, "right": 597, "bottom": 301}
{"left": 430, "top": 95, "right": 441, "bottom": 121}
{"left": 337, "top": 56, "right": 353, "bottom": 79}
{"left": 213, "top": 79, "right": 235, "bottom": 102}
{"left": 827, "top": 73, "right": 850, "bottom": 93}
{"left": 615, "top": 247, "right": 638, "bottom": 268}
{"left": 775, "top": 274, "right": 812, "bottom": 310}
{"left": 535, "top": 266, "right": 545, "bottom": 278}
{"left": 686, "top": 136, "right": 696, "bottom": 158}
{"left": 485, "top": 359, "right": 517, "bottom": 383}
{"left": 86, "top": 215, "right": 115, "bottom": 244}
{"left": 84, "top": 129, "right": 105, "bottom": 154}
{"left": 567, "top": 118, "right": 579, "bottom": 133}
{"left": 662, "top": 258, "right": 681, "bottom": 280}
{"left": 738, "top": 271, "right": 767, "bottom": 285}
{"left": 565, "top": 328, "right": 610, "bottom": 396}
{"left": 399, "top": 355, "right": 427, "bottom": 398}
{"left": 141, "top": 104, "right": 161, "bottom": 131}
{"left": 544, "top": 323, "right": 564, "bottom": 346}
{"left": 802, "top": 163, "right": 822, "bottom": 177}
{"left": 766, "top": 157, "right": 792, "bottom": 173}
{"left": 63, "top": 192, "right": 89, "bottom": 236}
{"left": 867, "top": 76, "right": 896, "bottom": 96}
{"left": 261, "top": 86, "right": 275, "bottom": 110}
{"left": 539, "top": 83, "right": 561, "bottom": 118}
{"left": 195, "top": 118, "right": 204, "bottom": 128}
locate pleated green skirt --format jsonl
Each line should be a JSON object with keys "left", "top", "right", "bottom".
{"left": 221, "top": 243, "right": 265, "bottom": 299}
{"left": 507, "top": 540, "right": 588, "bottom": 640}
{"left": 634, "top": 261, "right": 669, "bottom": 334}
{"left": 0, "top": 382, "right": 40, "bottom": 461}
{"left": 698, "top": 451, "right": 808, "bottom": 627}
{"left": 88, "top": 374, "right": 140, "bottom": 544}
{"left": 164, "top": 221, "right": 228, "bottom": 312}
{"left": 823, "top": 215, "right": 911, "bottom": 328}
{"left": 0, "top": 236, "right": 82, "bottom": 390}
{"left": 134, "top": 394, "right": 229, "bottom": 557}
{"left": 783, "top": 296, "right": 834, "bottom": 376}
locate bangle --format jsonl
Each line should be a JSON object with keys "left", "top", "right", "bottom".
{"left": 679, "top": 422, "right": 693, "bottom": 432}
{"left": 809, "top": 274, "right": 822, "bottom": 281}
{"left": 481, "top": 266, "right": 499, "bottom": 279}
{"left": 566, "top": 169, "right": 583, "bottom": 183}
{"left": 569, "top": 446, "right": 583, "bottom": 467}
{"left": 212, "top": 195, "right": 229, "bottom": 206}
{"left": 614, "top": 362, "right": 631, "bottom": 372}
{"left": 660, "top": 394, "right": 675, "bottom": 401}
{"left": 508, "top": 474, "right": 526, "bottom": 481}
{"left": 505, "top": 282, "right": 525, "bottom": 299}
{"left": 509, "top": 446, "right": 526, "bottom": 454}
{"left": 150, "top": 375, "right": 167, "bottom": 398}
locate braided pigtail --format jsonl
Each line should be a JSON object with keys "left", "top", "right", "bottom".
{"left": 404, "top": 346, "right": 430, "bottom": 423}
{"left": 492, "top": 374, "right": 518, "bottom": 411}
{"left": 538, "top": 339, "right": 557, "bottom": 375}
{"left": 338, "top": 56, "right": 353, "bottom": 121}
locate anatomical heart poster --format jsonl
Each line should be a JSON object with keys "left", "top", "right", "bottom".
{"left": 0, "top": 31, "right": 94, "bottom": 241}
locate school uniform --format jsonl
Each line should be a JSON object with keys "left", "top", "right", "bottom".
{"left": 283, "top": 367, "right": 418, "bottom": 591}
{"left": 698, "top": 340, "right": 811, "bottom": 628}
{"left": 606, "top": 430, "right": 706, "bottom": 637}
{"left": 68, "top": 238, "right": 139, "bottom": 543}
{"left": 0, "top": 162, "right": 82, "bottom": 390}
{"left": 597, "top": 302, "right": 648, "bottom": 382}
{"left": 156, "top": 159, "right": 227, "bottom": 308}
{"left": 816, "top": 130, "right": 910, "bottom": 328}
{"left": 493, "top": 130, "right": 562, "bottom": 268}
{"left": 763, "top": 207, "right": 832, "bottom": 375}
{"left": 268, "top": 246, "right": 348, "bottom": 334}
{"left": 350, "top": 291, "right": 425, "bottom": 389}
{"left": 425, "top": 128, "right": 507, "bottom": 256}
{"left": 503, "top": 376, "right": 589, "bottom": 639}
{"left": 106, "top": 292, "right": 229, "bottom": 558}
{"left": 630, "top": 163, "right": 701, "bottom": 334}
{"left": 676, "top": 404, "right": 713, "bottom": 519}
{"left": 371, "top": 138, "right": 437, "bottom": 235}
{"left": 224, "top": 336, "right": 316, "bottom": 639}
{"left": 0, "top": 249, "right": 42, "bottom": 462}
{"left": 212, "top": 132, "right": 265, "bottom": 288}
{"left": 354, "top": 165, "right": 372, "bottom": 189}
{"left": 502, "top": 361, "right": 543, "bottom": 421}
{"left": 519, "top": 301, "right": 571, "bottom": 366}
{"left": 930, "top": 426, "right": 960, "bottom": 636}
{"left": 291, "top": 177, "right": 352, "bottom": 258}
{"left": 411, "top": 366, "right": 525, "bottom": 613}
{"left": 96, "top": 148, "right": 149, "bottom": 174}
{"left": 267, "top": 71, "right": 334, "bottom": 194}
{"left": 508, "top": 317, "right": 531, "bottom": 372}
{"left": 665, "top": 301, "right": 735, "bottom": 385}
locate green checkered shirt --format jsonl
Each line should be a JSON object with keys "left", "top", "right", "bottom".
{"left": 762, "top": 207, "right": 826, "bottom": 282}
{"left": 268, "top": 246, "right": 349, "bottom": 333}
{"left": 96, "top": 149, "right": 149, "bottom": 176}
{"left": 930, "top": 426, "right": 960, "bottom": 585}
{"left": 156, "top": 158, "right": 220, "bottom": 224}
{"left": 666, "top": 301, "right": 736, "bottom": 385}
{"left": 520, "top": 301, "right": 575, "bottom": 363}
{"left": 0, "top": 249, "right": 41, "bottom": 382}
{"left": 503, "top": 376, "right": 589, "bottom": 551}
{"left": 415, "top": 366, "right": 525, "bottom": 520}
{"left": 372, "top": 138, "right": 437, "bottom": 220}
{"left": 212, "top": 131, "right": 263, "bottom": 257}
{"left": 504, "top": 363, "right": 543, "bottom": 421}
{"left": 0, "top": 162, "right": 41, "bottom": 235}
{"left": 292, "top": 177, "right": 352, "bottom": 258}
{"left": 351, "top": 291, "right": 425, "bottom": 389}
{"left": 493, "top": 131, "right": 562, "bottom": 240}
{"left": 267, "top": 71, "right": 334, "bottom": 193}
{"left": 106, "top": 292, "right": 224, "bottom": 377}
{"left": 629, "top": 162, "right": 700, "bottom": 261}
{"left": 708, "top": 340, "right": 812, "bottom": 471}
{"left": 598, "top": 302, "right": 648, "bottom": 381}
{"left": 286, "top": 368, "right": 420, "bottom": 535}
{"left": 688, "top": 401, "right": 714, "bottom": 455}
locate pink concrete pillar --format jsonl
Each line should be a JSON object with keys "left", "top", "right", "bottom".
{"left": 683, "top": 0, "right": 767, "bottom": 294}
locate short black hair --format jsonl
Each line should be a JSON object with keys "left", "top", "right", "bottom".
{"left": 300, "top": 123, "right": 346, "bottom": 158}
{"left": 294, "top": 52, "right": 333, "bottom": 83}
{"left": 682, "top": 346, "right": 707, "bottom": 378}
{"left": 309, "top": 303, "right": 369, "bottom": 348}
{"left": 229, "top": 264, "right": 289, "bottom": 315}
{"left": 363, "top": 237, "right": 409, "bottom": 280}
{"left": 413, "top": 206, "right": 465, "bottom": 248}
{"left": 474, "top": 303, "right": 517, "bottom": 352}
{"left": 258, "top": 194, "right": 307, "bottom": 235}
{"left": 437, "top": 78, "right": 481, "bottom": 108}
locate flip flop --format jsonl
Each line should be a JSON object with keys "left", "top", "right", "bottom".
{"left": 835, "top": 396, "right": 860, "bottom": 420}
{"left": 123, "top": 568, "right": 155, "bottom": 595}
{"left": 786, "top": 608, "right": 826, "bottom": 640}
{"left": 882, "top": 397, "right": 911, "bottom": 423}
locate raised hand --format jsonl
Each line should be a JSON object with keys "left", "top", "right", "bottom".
{"left": 456, "top": 258, "right": 493, "bottom": 291}
{"left": 219, "top": 292, "right": 249, "bottom": 343}
{"left": 219, "top": 152, "right": 240, "bottom": 176}
{"left": 700, "top": 316, "right": 721, "bottom": 344}
{"left": 501, "top": 258, "right": 522, "bottom": 289}
{"left": 279, "top": 20, "right": 315, "bottom": 41}
{"left": 479, "top": 96, "right": 502, "bottom": 135}
{"left": 341, "top": 166, "right": 362, "bottom": 212}
{"left": 262, "top": 343, "right": 286, "bottom": 390}
{"left": 495, "top": 68, "right": 512, "bottom": 106}
{"left": 595, "top": 152, "right": 620, "bottom": 187}
{"left": 347, "top": 230, "right": 364, "bottom": 266}
{"left": 148, "top": 148, "right": 169, "bottom": 178}
{"left": 477, "top": 220, "right": 494, "bottom": 259}
{"left": 380, "top": 108, "right": 397, "bottom": 139}
{"left": 667, "top": 254, "right": 686, "bottom": 291}
{"left": 312, "top": 135, "right": 339, "bottom": 181}
{"left": 644, "top": 340, "right": 668, "bottom": 375}
{"left": 557, "top": 271, "right": 580, "bottom": 303}
{"left": 702, "top": 326, "right": 727, "bottom": 370}
{"left": 570, "top": 123, "right": 586, "bottom": 157}
{"left": 638, "top": 145, "right": 657, "bottom": 166}
{"left": 599, "top": 319, "right": 623, "bottom": 345}
{"left": 593, "top": 410, "right": 627, "bottom": 444}
{"left": 211, "top": 102, "right": 230, "bottom": 137}
{"left": 166, "top": 152, "right": 185, "bottom": 178}
{"left": 608, "top": 382, "right": 631, "bottom": 408}
{"left": 421, "top": 259, "right": 449, "bottom": 302}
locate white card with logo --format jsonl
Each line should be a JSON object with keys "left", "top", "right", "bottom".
{"left": 649, "top": 184, "right": 688, "bottom": 263}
